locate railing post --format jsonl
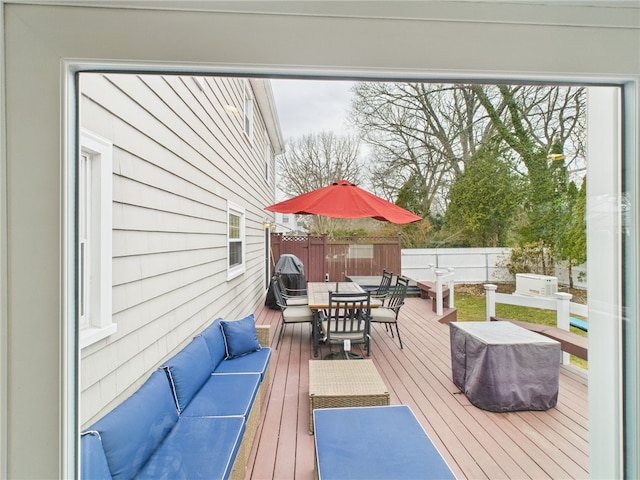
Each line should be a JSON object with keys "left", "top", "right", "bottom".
{"left": 429, "top": 263, "right": 436, "bottom": 281}
{"left": 447, "top": 267, "right": 455, "bottom": 308}
{"left": 556, "top": 292, "right": 572, "bottom": 365}
{"left": 435, "top": 269, "right": 444, "bottom": 316}
{"left": 484, "top": 284, "right": 497, "bottom": 321}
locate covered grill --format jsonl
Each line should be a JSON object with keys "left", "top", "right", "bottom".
{"left": 265, "top": 254, "right": 307, "bottom": 309}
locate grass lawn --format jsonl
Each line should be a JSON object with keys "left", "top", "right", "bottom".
{"left": 454, "top": 290, "right": 588, "bottom": 369}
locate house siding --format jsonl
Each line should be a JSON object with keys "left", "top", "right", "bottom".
{"left": 79, "top": 73, "right": 279, "bottom": 426}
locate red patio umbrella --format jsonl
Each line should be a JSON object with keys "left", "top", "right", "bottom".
{"left": 265, "top": 180, "right": 421, "bottom": 224}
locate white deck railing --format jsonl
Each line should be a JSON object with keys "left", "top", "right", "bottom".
{"left": 434, "top": 268, "right": 455, "bottom": 316}
{"left": 484, "top": 284, "right": 587, "bottom": 364}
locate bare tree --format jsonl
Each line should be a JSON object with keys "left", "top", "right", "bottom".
{"left": 351, "top": 82, "right": 585, "bottom": 237}
{"left": 350, "top": 82, "right": 490, "bottom": 216}
{"left": 471, "top": 84, "right": 585, "bottom": 165}
{"left": 277, "top": 131, "right": 363, "bottom": 234}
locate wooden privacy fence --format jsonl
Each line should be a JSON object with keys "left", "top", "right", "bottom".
{"left": 270, "top": 234, "right": 401, "bottom": 282}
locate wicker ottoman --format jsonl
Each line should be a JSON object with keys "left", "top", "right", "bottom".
{"left": 308, "top": 359, "right": 390, "bottom": 433}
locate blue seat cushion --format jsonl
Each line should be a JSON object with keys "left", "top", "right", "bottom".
{"left": 181, "top": 373, "right": 261, "bottom": 418}
{"left": 135, "top": 416, "right": 245, "bottom": 480}
{"left": 80, "top": 431, "right": 112, "bottom": 480}
{"left": 199, "top": 319, "right": 227, "bottom": 369}
{"left": 162, "top": 335, "right": 213, "bottom": 413}
{"left": 314, "top": 405, "right": 456, "bottom": 480}
{"left": 214, "top": 347, "right": 271, "bottom": 380}
{"left": 88, "top": 370, "right": 178, "bottom": 480}
{"left": 220, "top": 314, "right": 261, "bottom": 359}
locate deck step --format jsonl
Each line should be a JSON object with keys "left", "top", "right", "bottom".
{"left": 438, "top": 308, "right": 458, "bottom": 324}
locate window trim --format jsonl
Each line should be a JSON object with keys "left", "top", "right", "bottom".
{"left": 78, "top": 129, "right": 116, "bottom": 349}
{"left": 227, "top": 201, "right": 246, "bottom": 280}
{"left": 264, "top": 130, "right": 271, "bottom": 181}
{"left": 243, "top": 80, "right": 254, "bottom": 141}
{"left": 2, "top": 5, "right": 636, "bottom": 479}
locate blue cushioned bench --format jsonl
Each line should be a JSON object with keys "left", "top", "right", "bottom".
{"left": 81, "top": 315, "right": 270, "bottom": 480}
{"left": 313, "top": 405, "right": 456, "bottom": 480}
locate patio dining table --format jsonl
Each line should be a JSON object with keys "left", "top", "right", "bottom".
{"left": 307, "top": 282, "right": 381, "bottom": 357}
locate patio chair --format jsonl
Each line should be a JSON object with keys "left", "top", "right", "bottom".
{"left": 276, "top": 273, "right": 308, "bottom": 306}
{"left": 367, "top": 269, "right": 393, "bottom": 305}
{"left": 272, "top": 276, "right": 314, "bottom": 349}
{"left": 370, "top": 275, "right": 409, "bottom": 349}
{"left": 320, "top": 291, "right": 371, "bottom": 359}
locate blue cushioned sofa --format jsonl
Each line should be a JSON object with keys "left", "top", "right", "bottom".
{"left": 80, "top": 315, "right": 271, "bottom": 480}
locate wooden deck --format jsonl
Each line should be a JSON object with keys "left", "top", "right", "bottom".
{"left": 247, "top": 297, "right": 589, "bottom": 480}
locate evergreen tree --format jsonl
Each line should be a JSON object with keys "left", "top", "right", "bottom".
{"left": 557, "top": 180, "right": 587, "bottom": 287}
{"left": 443, "top": 143, "right": 521, "bottom": 247}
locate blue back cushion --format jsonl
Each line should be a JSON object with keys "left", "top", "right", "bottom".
{"left": 162, "top": 335, "right": 213, "bottom": 413}
{"left": 88, "top": 370, "right": 178, "bottom": 480}
{"left": 200, "top": 319, "right": 228, "bottom": 369}
{"left": 220, "top": 314, "right": 261, "bottom": 359}
{"left": 80, "top": 431, "right": 112, "bottom": 480}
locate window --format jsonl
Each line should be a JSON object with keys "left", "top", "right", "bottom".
{"left": 227, "top": 201, "right": 246, "bottom": 279}
{"left": 243, "top": 81, "right": 254, "bottom": 140}
{"left": 78, "top": 129, "right": 116, "bottom": 348}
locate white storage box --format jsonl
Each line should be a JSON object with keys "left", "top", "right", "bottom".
{"left": 515, "top": 274, "right": 558, "bottom": 297}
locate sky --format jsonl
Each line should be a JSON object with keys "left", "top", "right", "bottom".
{"left": 271, "top": 79, "right": 357, "bottom": 141}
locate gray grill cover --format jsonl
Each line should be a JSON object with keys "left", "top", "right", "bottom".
{"left": 265, "top": 254, "right": 306, "bottom": 309}
{"left": 450, "top": 321, "right": 561, "bottom": 412}
{"left": 274, "top": 254, "right": 306, "bottom": 290}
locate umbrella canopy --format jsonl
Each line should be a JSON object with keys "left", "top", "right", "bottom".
{"left": 265, "top": 180, "right": 422, "bottom": 224}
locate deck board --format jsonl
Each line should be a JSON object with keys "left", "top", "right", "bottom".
{"left": 247, "top": 297, "right": 589, "bottom": 480}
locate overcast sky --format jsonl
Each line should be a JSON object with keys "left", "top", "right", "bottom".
{"left": 271, "top": 78, "right": 357, "bottom": 141}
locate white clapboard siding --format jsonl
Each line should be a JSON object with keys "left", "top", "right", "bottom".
{"left": 113, "top": 248, "right": 220, "bottom": 286}
{"left": 84, "top": 77, "right": 240, "bottom": 201}
{"left": 80, "top": 72, "right": 278, "bottom": 425}
{"left": 112, "top": 229, "right": 224, "bottom": 257}
{"left": 114, "top": 203, "right": 216, "bottom": 234}
{"left": 112, "top": 261, "right": 218, "bottom": 312}
{"left": 113, "top": 175, "right": 219, "bottom": 221}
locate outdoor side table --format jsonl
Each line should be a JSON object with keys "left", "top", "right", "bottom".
{"left": 450, "top": 321, "right": 561, "bottom": 412}
{"left": 313, "top": 405, "right": 456, "bottom": 480}
{"left": 308, "top": 359, "right": 389, "bottom": 433}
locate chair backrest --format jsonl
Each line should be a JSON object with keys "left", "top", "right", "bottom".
{"left": 324, "top": 291, "right": 371, "bottom": 343}
{"left": 386, "top": 275, "right": 410, "bottom": 311}
{"left": 271, "top": 275, "right": 287, "bottom": 308}
{"left": 276, "top": 272, "right": 306, "bottom": 297}
{"left": 275, "top": 274, "right": 287, "bottom": 295}
{"left": 374, "top": 269, "right": 393, "bottom": 297}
